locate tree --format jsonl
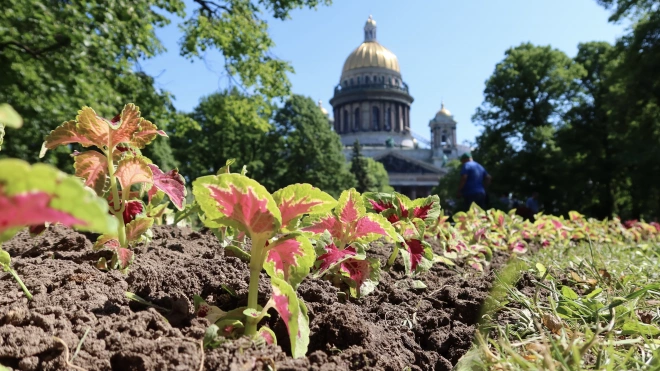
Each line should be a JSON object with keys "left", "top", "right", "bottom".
{"left": 0, "top": 0, "right": 330, "bottom": 166}
{"left": 169, "top": 89, "right": 271, "bottom": 183}
{"left": 366, "top": 158, "right": 394, "bottom": 193}
{"left": 556, "top": 42, "right": 623, "bottom": 218}
{"left": 472, "top": 43, "right": 585, "bottom": 214}
{"left": 432, "top": 159, "right": 462, "bottom": 212}
{"left": 265, "top": 95, "right": 355, "bottom": 196}
{"left": 350, "top": 140, "right": 374, "bottom": 193}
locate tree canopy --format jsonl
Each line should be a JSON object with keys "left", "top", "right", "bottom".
{"left": 0, "top": 0, "right": 330, "bottom": 166}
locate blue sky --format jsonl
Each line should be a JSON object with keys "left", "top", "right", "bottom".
{"left": 140, "top": 0, "right": 627, "bottom": 145}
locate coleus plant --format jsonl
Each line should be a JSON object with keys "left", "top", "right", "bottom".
{"left": 39, "top": 104, "right": 186, "bottom": 271}
{"left": 192, "top": 173, "right": 336, "bottom": 358}
{"left": 362, "top": 192, "right": 440, "bottom": 275}
{"left": 303, "top": 189, "right": 396, "bottom": 297}
{"left": 0, "top": 159, "right": 117, "bottom": 299}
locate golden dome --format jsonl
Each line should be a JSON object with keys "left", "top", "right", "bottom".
{"left": 342, "top": 42, "right": 400, "bottom": 74}
{"left": 436, "top": 102, "right": 451, "bottom": 117}
{"left": 341, "top": 16, "right": 400, "bottom": 75}
{"left": 317, "top": 100, "right": 329, "bottom": 115}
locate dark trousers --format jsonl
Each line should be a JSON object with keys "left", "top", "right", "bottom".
{"left": 463, "top": 192, "right": 486, "bottom": 210}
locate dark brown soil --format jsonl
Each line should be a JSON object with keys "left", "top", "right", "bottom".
{"left": 0, "top": 225, "right": 510, "bottom": 371}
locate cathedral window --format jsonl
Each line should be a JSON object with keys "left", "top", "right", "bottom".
{"left": 343, "top": 110, "right": 349, "bottom": 133}
{"left": 350, "top": 78, "right": 354, "bottom": 86}
{"left": 372, "top": 107, "right": 380, "bottom": 131}
{"left": 385, "top": 108, "right": 392, "bottom": 131}
{"left": 353, "top": 108, "right": 360, "bottom": 131}
{"left": 365, "top": 76, "right": 370, "bottom": 84}
{"left": 357, "top": 76, "right": 362, "bottom": 84}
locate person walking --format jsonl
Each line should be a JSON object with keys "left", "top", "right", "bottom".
{"left": 526, "top": 192, "right": 540, "bottom": 214}
{"left": 457, "top": 153, "right": 491, "bottom": 210}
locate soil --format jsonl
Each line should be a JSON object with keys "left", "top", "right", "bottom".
{"left": 0, "top": 225, "right": 511, "bottom": 371}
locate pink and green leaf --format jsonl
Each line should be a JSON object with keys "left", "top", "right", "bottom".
{"left": 313, "top": 241, "right": 362, "bottom": 278}
{"left": 115, "top": 156, "right": 153, "bottom": 191}
{"left": 192, "top": 173, "right": 281, "bottom": 241}
{"left": 339, "top": 257, "right": 381, "bottom": 298}
{"left": 270, "top": 277, "right": 309, "bottom": 358}
{"left": 305, "top": 189, "right": 395, "bottom": 247}
{"left": 400, "top": 239, "right": 434, "bottom": 275}
{"left": 257, "top": 326, "right": 277, "bottom": 345}
{"left": 110, "top": 246, "right": 134, "bottom": 271}
{"left": 125, "top": 217, "right": 154, "bottom": 243}
{"left": 272, "top": 184, "right": 336, "bottom": 230}
{"left": 93, "top": 234, "right": 119, "bottom": 251}
{"left": 264, "top": 234, "right": 315, "bottom": 289}
{"left": 146, "top": 164, "right": 186, "bottom": 210}
{"left": 73, "top": 150, "right": 109, "bottom": 196}
{"left": 0, "top": 159, "right": 117, "bottom": 242}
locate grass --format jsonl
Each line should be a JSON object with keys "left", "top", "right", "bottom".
{"left": 456, "top": 240, "right": 660, "bottom": 370}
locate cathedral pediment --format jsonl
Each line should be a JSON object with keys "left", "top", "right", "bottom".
{"left": 373, "top": 151, "right": 444, "bottom": 175}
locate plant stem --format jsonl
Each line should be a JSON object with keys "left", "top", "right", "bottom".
{"left": 386, "top": 244, "right": 400, "bottom": 267}
{"left": 106, "top": 149, "right": 127, "bottom": 247}
{"left": 8, "top": 267, "right": 33, "bottom": 300}
{"left": 244, "top": 236, "right": 266, "bottom": 336}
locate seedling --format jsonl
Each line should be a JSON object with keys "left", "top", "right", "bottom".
{"left": 40, "top": 104, "right": 186, "bottom": 271}
{"left": 193, "top": 174, "right": 336, "bottom": 357}
{"left": 0, "top": 159, "right": 117, "bottom": 299}
{"left": 363, "top": 192, "right": 440, "bottom": 275}
{"left": 303, "top": 189, "right": 396, "bottom": 297}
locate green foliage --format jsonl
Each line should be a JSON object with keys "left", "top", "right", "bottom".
{"left": 349, "top": 140, "right": 392, "bottom": 194}
{"left": 472, "top": 30, "right": 660, "bottom": 219}
{"left": 432, "top": 159, "right": 461, "bottom": 211}
{"left": 171, "top": 89, "right": 271, "bottom": 183}
{"left": 266, "top": 95, "right": 356, "bottom": 196}
{"left": 1, "top": 0, "right": 330, "bottom": 169}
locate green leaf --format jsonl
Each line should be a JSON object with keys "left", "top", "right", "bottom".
{"left": 0, "top": 249, "right": 10, "bottom": 267}
{"left": 621, "top": 321, "right": 660, "bottom": 336}
{"left": 0, "top": 104, "right": 23, "bottom": 128}
{"left": 535, "top": 263, "right": 547, "bottom": 277}
{"left": 561, "top": 286, "right": 579, "bottom": 300}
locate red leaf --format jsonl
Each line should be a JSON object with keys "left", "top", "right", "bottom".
{"left": 147, "top": 164, "right": 186, "bottom": 210}
{"left": 28, "top": 224, "right": 47, "bottom": 236}
{"left": 404, "top": 239, "right": 425, "bottom": 272}
{"left": 413, "top": 202, "right": 433, "bottom": 219}
{"left": 368, "top": 199, "right": 394, "bottom": 213}
{"left": 339, "top": 258, "right": 373, "bottom": 296}
{"left": 0, "top": 191, "right": 87, "bottom": 233}
{"left": 108, "top": 246, "right": 134, "bottom": 270}
{"left": 124, "top": 201, "right": 143, "bottom": 222}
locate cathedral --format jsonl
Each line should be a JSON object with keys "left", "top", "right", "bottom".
{"left": 319, "top": 15, "right": 471, "bottom": 199}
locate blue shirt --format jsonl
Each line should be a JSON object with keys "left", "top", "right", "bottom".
{"left": 460, "top": 161, "right": 488, "bottom": 196}
{"left": 526, "top": 197, "right": 539, "bottom": 213}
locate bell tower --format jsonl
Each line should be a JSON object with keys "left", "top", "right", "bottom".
{"left": 429, "top": 101, "right": 457, "bottom": 167}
